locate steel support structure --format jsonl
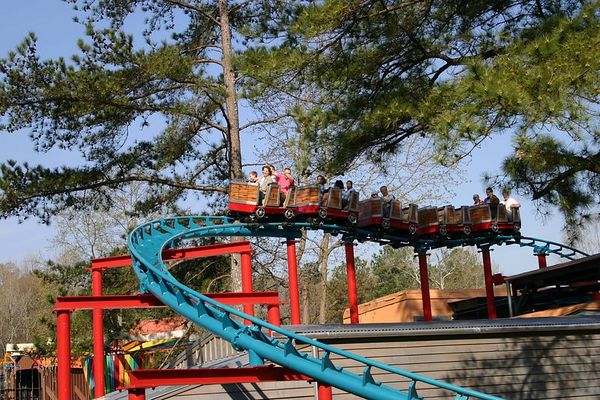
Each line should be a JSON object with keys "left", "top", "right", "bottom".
{"left": 345, "top": 242, "right": 359, "bottom": 324}
{"left": 241, "top": 250, "right": 254, "bottom": 318}
{"left": 481, "top": 247, "right": 497, "bottom": 319}
{"left": 417, "top": 253, "right": 433, "bottom": 321}
{"left": 56, "top": 310, "right": 71, "bottom": 400}
{"left": 536, "top": 253, "right": 548, "bottom": 269}
{"left": 287, "top": 239, "right": 301, "bottom": 324}
{"left": 91, "top": 269, "right": 105, "bottom": 398}
{"left": 318, "top": 383, "right": 333, "bottom": 400}
{"left": 87, "top": 241, "right": 253, "bottom": 398}
{"left": 54, "top": 292, "right": 281, "bottom": 400}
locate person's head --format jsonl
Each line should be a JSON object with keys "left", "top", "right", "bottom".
{"left": 346, "top": 180, "right": 353, "bottom": 190}
{"left": 316, "top": 175, "right": 325, "bottom": 184}
{"left": 473, "top": 194, "right": 480, "bottom": 202}
{"left": 249, "top": 171, "right": 258, "bottom": 181}
{"left": 283, "top": 167, "right": 292, "bottom": 176}
{"left": 485, "top": 187, "right": 493, "bottom": 196}
{"left": 502, "top": 189, "right": 510, "bottom": 200}
{"left": 268, "top": 164, "right": 276, "bottom": 174}
{"left": 262, "top": 165, "right": 271, "bottom": 176}
{"left": 334, "top": 180, "right": 344, "bottom": 189}
{"left": 380, "top": 185, "right": 389, "bottom": 196}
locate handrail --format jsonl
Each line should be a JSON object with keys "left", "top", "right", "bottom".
{"left": 129, "top": 216, "right": 504, "bottom": 400}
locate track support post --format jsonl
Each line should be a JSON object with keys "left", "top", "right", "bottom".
{"left": 56, "top": 310, "right": 72, "bottom": 400}
{"left": 287, "top": 239, "right": 302, "bottom": 324}
{"left": 241, "top": 250, "right": 254, "bottom": 319}
{"left": 417, "top": 252, "right": 433, "bottom": 322}
{"left": 345, "top": 241, "right": 359, "bottom": 324}
{"left": 92, "top": 268, "right": 106, "bottom": 399}
{"left": 480, "top": 246, "right": 497, "bottom": 319}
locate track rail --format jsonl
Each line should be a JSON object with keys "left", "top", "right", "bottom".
{"left": 128, "top": 216, "right": 506, "bottom": 400}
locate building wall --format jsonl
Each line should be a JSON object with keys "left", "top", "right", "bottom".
{"left": 153, "top": 322, "right": 600, "bottom": 399}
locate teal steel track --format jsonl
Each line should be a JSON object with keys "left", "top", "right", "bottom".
{"left": 128, "top": 216, "right": 587, "bottom": 399}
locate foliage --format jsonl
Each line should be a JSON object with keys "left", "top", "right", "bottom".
{"left": 0, "top": 0, "right": 292, "bottom": 222}
{"left": 244, "top": 0, "right": 600, "bottom": 229}
{"left": 326, "top": 258, "right": 377, "bottom": 323}
{"left": 0, "top": 263, "right": 53, "bottom": 354}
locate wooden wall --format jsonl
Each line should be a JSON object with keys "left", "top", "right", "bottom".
{"left": 153, "top": 320, "right": 600, "bottom": 399}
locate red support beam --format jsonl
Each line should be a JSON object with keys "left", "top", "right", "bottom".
{"left": 481, "top": 247, "right": 497, "bottom": 319}
{"left": 345, "top": 242, "right": 359, "bottom": 324}
{"left": 56, "top": 310, "right": 71, "bottom": 400}
{"left": 54, "top": 292, "right": 281, "bottom": 311}
{"left": 536, "top": 253, "right": 548, "bottom": 269}
{"left": 267, "top": 304, "right": 281, "bottom": 327}
{"left": 90, "top": 241, "right": 253, "bottom": 270}
{"left": 241, "top": 251, "right": 254, "bottom": 318}
{"left": 287, "top": 239, "right": 301, "bottom": 325}
{"left": 121, "top": 366, "right": 311, "bottom": 389}
{"left": 128, "top": 389, "right": 146, "bottom": 400}
{"left": 417, "top": 253, "right": 432, "bottom": 322}
{"left": 91, "top": 269, "right": 106, "bottom": 399}
{"left": 318, "top": 383, "right": 333, "bottom": 400}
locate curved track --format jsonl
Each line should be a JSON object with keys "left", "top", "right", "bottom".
{"left": 128, "top": 216, "right": 587, "bottom": 400}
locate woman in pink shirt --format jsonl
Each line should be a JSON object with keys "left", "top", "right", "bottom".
{"left": 276, "top": 167, "right": 294, "bottom": 204}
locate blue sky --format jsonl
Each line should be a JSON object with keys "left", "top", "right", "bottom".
{"left": 0, "top": 1, "right": 571, "bottom": 274}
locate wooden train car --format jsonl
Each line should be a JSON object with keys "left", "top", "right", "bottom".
{"left": 295, "top": 186, "right": 359, "bottom": 224}
{"left": 437, "top": 205, "right": 472, "bottom": 236}
{"left": 228, "top": 181, "right": 296, "bottom": 220}
{"left": 469, "top": 204, "right": 521, "bottom": 234}
{"left": 358, "top": 199, "right": 418, "bottom": 235}
{"left": 417, "top": 207, "right": 439, "bottom": 236}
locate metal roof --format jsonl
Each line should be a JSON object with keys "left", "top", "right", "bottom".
{"left": 504, "top": 253, "right": 600, "bottom": 292}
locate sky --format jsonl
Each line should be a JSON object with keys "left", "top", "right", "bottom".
{"left": 0, "top": 1, "right": 575, "bottom": 275}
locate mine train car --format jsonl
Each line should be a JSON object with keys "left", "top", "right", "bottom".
{"left": 417, "top": 205, "right": 472, "bottom": 237}
{"left": 295, "top": 185, "right": 360, "bottom": 224}
{"left": 228, "top": 181, "right": 521, "bottom": 237}
{"left": 357, "top": 198, "right": 418, "bottom": 236}
{"left": 228, "top": 181, "right": 359, "bottom": 224}
{"left": 469, "top": 204, "right": 521, "bottom": 235}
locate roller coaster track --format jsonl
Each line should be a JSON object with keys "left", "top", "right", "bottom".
{"left": 128, "top": 216, "right": 508, "bottom": 400}
{"left": 128, "top": 216, "right": 588, "bottom": 399}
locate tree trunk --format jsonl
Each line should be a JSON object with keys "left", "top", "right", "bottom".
{"left": 318, "top": 233, "right": 331, "bottom": 324}
{"left": 219, "top": 0, "right": 243, "bottom": 181}
{"left": 219, "top": 0, "right": 244, "bottom": 293}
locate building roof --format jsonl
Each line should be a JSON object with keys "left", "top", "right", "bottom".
{"left": 504, "top": 253, "right": 600, "bottom": 292}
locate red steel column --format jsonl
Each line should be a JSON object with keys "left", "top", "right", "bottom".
{"left": 241, "top": 251, "right": 254, "bottom": 318}
{"left": 481, "top": 247, "right": 497, "bottom": 319}
{"left": 345, "top": 242, "right": 359, "bottom": 324}
{"left": 318, "top": 383, "right": 333, "bottom": 400}
{"left": 128, "top": 389, "right": 146, "bottom": 400}
{"left": 536, "top": 253, "right": 548, "bottom": 269}
{"left": 286, "top": 240, "right": 301, "bottom": 325}
{"left": 417, "top": 253, "right": 432, "bottom": 322}
{"left": 267, "top": 304, "right": 281, "bottom": 327}
{"left": 56, "top": 310, "right": 71, "bottom": 400}
{"left": 91, "top": 269, "right": 106, "bottom": 399}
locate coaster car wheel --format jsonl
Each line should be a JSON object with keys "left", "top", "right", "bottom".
{"left": 318, "top": 207, "right": 328, "bottom": 219}
{"left": 284, "top": 208, "right": 295, "bottom": 220}
{"left": 408, "top": 224, "right": 417, "bottom": 235}
{"left": 439, "top": 225, "right": 448, "bottom": 236}
{"left": 348, "top": 213, "right": 358, "bottom": 224}
{"left": 463, "top": 225, "right": 472, "bottom": 236}
{"left": 255, "top": 207, "right": 266, "bottom": 219}
{"left": 491, "top": 222, "right": 499, "bottom": 233}
{"left": 381, "top": 218, "right": 391, "bottom": 229}
{"left": 513, "top": 223, "right": 521, "bottom": 233}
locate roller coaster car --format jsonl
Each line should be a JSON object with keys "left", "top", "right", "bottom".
{"left": 295, "top": 186, "right": 359, "bottom": 224}
{"left": 358, "top": 199, "right": 418, "bottom": 235}
{"left": 437, "top": 205, "right": 472, "bottom": 237}
{"left": 469, "top": 204, "right": 521, "bottom": 235}
{"left": 228, "top": 181, "right": 297, "bottom": 220}
{"left": 417, "top": 206, "right": 439, "bottom": 237}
